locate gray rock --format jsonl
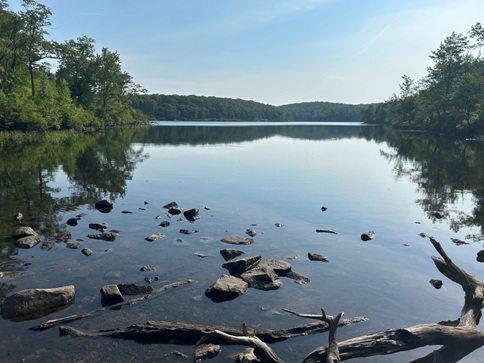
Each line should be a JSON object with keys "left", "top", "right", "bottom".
{"left": 430, "top": 279, "right": 443, "bottom": 289}
{"left": 100, "top": 284, "right": 124, "bottom": 306}
{"left": 81, "top": 248, "right": 93, "bottom": 256}
{"left": 220, "top": 249, "right": 245, "bottom": 261}
{"left": 1, "top": 285, "right": 75, "bottom": 321}
{"left": 241, "top": 267, "right": 282, "bottom": 291}
{"left": 163, "top": 201, "right": 179, "bottom": 209}
{"left": 184, "top": 208, "right": 200, "bottom": 222}
{"left": 14, "top": 235, "right": 40, "bottom": 249}
{"left": 221, "top": 235, "right": 254, "bottom": 245}
{"left": 117, "top": 284, "right": 153, "bottom": 295}
{"left": 245, "top": 229, "right": 257, "bottom": 237}
{"left": 308, "top": 252, "right": 329, "bottom": 262}
{"left": 11, "top": 226, "right": 37, "bottom": 240}
{"left": 145, "top": 233, "right": 165, "bottom": 241}
{"left": 259, "top": 258, "right": 292, "bottom": 276}
{"left": 360, "top": 231, "right": 375, "bottom": 241}
{"left": 205, "top": 275, "right": 248, "bottom": 302}
{"left": 194, "top": 343, "right": 221, "bottom": 361}
{"left": 222, "top": 256, "right": 261, "bottom": 276}
{"left": 89, "top": 222, "right": 108, "bottom": 231}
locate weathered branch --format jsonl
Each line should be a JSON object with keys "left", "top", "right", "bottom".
{"left": 30, "top": 279, "right": 193, "bottom": 331}
{"left": 58, "top": 316, "right": 368, "bottom": 345}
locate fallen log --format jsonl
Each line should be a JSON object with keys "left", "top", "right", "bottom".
{"left": 58, "top": 316, "right": 368, "bottom": 345}
{"left": 30, "top": 279, "right": 193, "bottom": 331}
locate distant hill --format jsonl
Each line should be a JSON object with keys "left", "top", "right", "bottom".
{"left": 130, "top": 94, "right": 368, "bottom": 122}
{"left": 278, "top": 101, "right": 368, "bottom": 122}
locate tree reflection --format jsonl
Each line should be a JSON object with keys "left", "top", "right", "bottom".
{"left": 374, "top": 128, "right": 484, "bottom": 237}
{"left": 0, "top": 128, "right": 149, "bottom": 246}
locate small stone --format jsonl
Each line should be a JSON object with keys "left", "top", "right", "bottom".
{"left": 121, "top": 210, "right": 133, "bottom": 214}
{"left": 81, "top": 248, "right": 93, "bottom": 256}
{"left": 361, "top": 231, "right": 375, "bottom": 241}
{"left": 430, "top": 279, "right": 443, "bottom": 289}
{"left": 89, "top": 223, "right": 108, "bottom": 231}
{"left": 274, "top": 223, "right": 283, "bottom": 227}
{"left": 245, "top": 229, "right": 256, "bottom": 237}
{"left": 221, "top": 235, "right": 254, "bottom": 245}
{"left": 145, "top": 233, "right": 165, "bottom": 242}
{"left": 477, "top": 250, "right": 484, "bottom": 263}
{"left": 95, "top": 199, "right": 113, "bottom": 213}
{"left": 220, "top": 249, "right": 245, "bottom": 261}
{"left": 179, "top": 229, "right": 198, "bottom": 235}
{"left": 144, "top": 276, "right": 159, "bottom": 284}
{"left": 66, "top": 218, "right": 79, "bottom": 227}
{"left": 140, "top": 265, "right": 156, "bottom": 271}
{"left": 184, "top": 208, "right": 200, "bottom": 222}
{"left": 321, "top": 206, "right": 327, "bottom": 212}
{"left": 308, "top": 253, "right": 329, "bottom": 262}
{"left": 159, "top": 221, "right": 170, "bottom": 227}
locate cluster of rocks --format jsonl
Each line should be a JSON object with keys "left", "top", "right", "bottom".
{"left": 205, "top": 253, "right": 310, "bottom": 303}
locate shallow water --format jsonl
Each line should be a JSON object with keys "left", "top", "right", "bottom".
{"left": 0, "top": 122, "right": 483, "bottom": 362}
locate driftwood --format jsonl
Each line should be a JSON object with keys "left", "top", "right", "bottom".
{"left": 195, "top": 236, "right": 484, "bottom": 362}
{"left": 58, "top": 316, "right": 368, "bottom": 345}
{"left": 30, "top": 279, "right": 193, "bottom": 331}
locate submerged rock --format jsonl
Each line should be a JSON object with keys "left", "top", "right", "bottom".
{"left": 221, "top": 235, "right": 254, "bottom": 245}
{"left": 1, "top": 285, "right": 75, "bottom": 321}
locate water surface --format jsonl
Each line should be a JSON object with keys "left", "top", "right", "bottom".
{"left": 0, "top": 122, "right": 483, "bottom": 362}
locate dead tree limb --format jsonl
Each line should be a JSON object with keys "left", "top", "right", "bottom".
{"left": 30, "top": 279, "right": 193, "bottom": 331}
{"left": 302, "top": 236, "right": 484, "bottom": 362}
{"left": 58, "top": 316, "right": 368, "bottom": 345}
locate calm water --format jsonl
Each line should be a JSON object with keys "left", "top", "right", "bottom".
{"left": 0, "top": 122, "right": 483, "bottom": 362}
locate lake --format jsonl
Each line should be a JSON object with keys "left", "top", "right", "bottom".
{"left": 0, "top": 121, "right": 483, "bottom": 362}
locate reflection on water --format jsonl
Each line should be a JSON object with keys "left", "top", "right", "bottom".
{"left": 0, "top": 122, "right": 483, "bottom": 362}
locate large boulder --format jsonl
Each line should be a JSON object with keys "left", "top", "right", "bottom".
{"left": 1, "top": 285, "right": 75, "bottom": 321}
{"left": 205, "top": 275, "right": 248, "bottom": 302}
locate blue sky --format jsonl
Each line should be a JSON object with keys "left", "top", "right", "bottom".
{"left": 8, "top": 0, "right": 484, "bottom": 105}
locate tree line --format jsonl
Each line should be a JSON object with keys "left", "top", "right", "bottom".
{"left": 0, "top": 0, "right": 147, "bottom": 131}
{"left": 362, "top": 23, "right": 484, "bottom": 135}
{"left": 130, "top": 94, "right": 366, "bottom": 122}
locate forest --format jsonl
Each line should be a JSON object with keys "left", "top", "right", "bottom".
{"left": 0, "top": 0, "right": 147, "bottom": 131}
{"left": 362, "top": 22, "right": 484, "bottom": 135}
{"left": 129, "top": 94, "right": 366, "bottom": 122}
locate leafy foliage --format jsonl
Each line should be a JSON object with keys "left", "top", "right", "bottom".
{"left": 362, "top": 23, "right": 484, "bottom": 135}
{"left": 0, "top": 0, "right": 147, "bottom": 131}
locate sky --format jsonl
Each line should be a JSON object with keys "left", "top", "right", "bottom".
{"left": 7, "top": 0, "right": 484, "bottom": 105}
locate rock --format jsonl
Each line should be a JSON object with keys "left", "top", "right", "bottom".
{"left": 14, "top": 235, "right": 40, "bottom": 249}
{"left": 221, "top": 235, "right": 254, "bottom": 245}
{"left": 65, "top": 242, "right": 82, "bottom": 249}
{"left": 117, "top": 284, "right": 153, "bottom": 295}
{"left": 88, "top": 232, "right": 117, "bottom": 241}
{"left": 81, "top": 248, "right": 93, "bottom": 256}
{"left": 121, "top": 210, "right": 133, "bottom": 214}
{"left": 100, "top": 284, "right": 124, "bottom": 306}
{"left": 14, "top": 212, "right": 23, "bottom": 222}
{"left": 11, "top": 226, "right": 37, "bottom": 240}
{"left": 286, "top": 271, "right": 310, "bottom": 284}
{"left": 179, "top": 229, "right": 198, "bottom": 235}
{"left": 163, "top": 201, "right": 179, "bottom": 209}
{"left": 308, "top": 253, "right": 329, "bottom": 262}
{"left": 236, "top": 347, "right": 260, "bottom": 363}
{"left": 274, "top": 223, "right": 283, "bottom": 227}
{"left": 144, "top": 276, "right": 159, "bottom": 284}
{"left": 1, "top": 285, "right": 75, "bottom": 321}
{"left": 159, "top": 221, "right": 170, "bottom": 227}
{"left": 245, "top": 229, "right": 257, "bottom": 237}
{"left": 89, "top": 222, "right": 108, "bottom": 231}
{"left": 451, "top": 238, "right": 469, "bottom": 246}
{"left": 41, "top": 241, "right": 56, "bottom": 250}
{"left": 168, "top": 207, "right": 184, "bottom": 215}
{"left": 55, "top": 229, "right": 72, "bottom": 242}
{"left": 241, "top": 267, "right": 282, "bottom": 291}
{"left": 477, "top": 250, "right": 484, "bottom": 263}
{"left": 259, "top": 258, "right": 292, "bottom": 276}
{"left": 183, "top": 208, "right": 200, "bottom": 222}
{"left": 140, "top": 265, "right": 156, "bottom": 271}
{"left": 205, "top": 275, "right": 248, "bottom": 302}
{"left": 220, "top": 249, "right": 245, "bottom": 261}
{"left": 95, "top": 199, "right": 113, "bottom": 213}
{"left": 433, "top": 211, "right": 445, "bottom": 219}
{"left": 430, "top": 279, "right": 443, "bottom": 289}
{"left": 360, "top": 231, "right": 375, "bottom": 241}
{"left": 321, "top": 206, "right": 328, "bottom": 212}
{"left": 145, "top": 233, "right": 165, "bottom": 241}
{"left": 66, "top": 217, "right": 79, "bottom": 226}
{"left": 194, "top": 343, "right": 221, "bottom": 361}
{"left": 222, "top": 256, "right": 262, "bottom": 276}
